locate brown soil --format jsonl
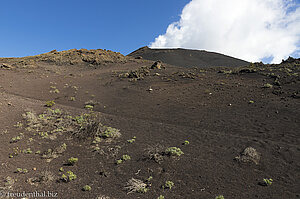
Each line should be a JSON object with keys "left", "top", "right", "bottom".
{"left": 0, "top": 49, "right": 299, "bottom": 199}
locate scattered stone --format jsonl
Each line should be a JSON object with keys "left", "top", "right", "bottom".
{"left": 235, "top": 147, "right": 261, "bottom": 164}
{"left": 0, "top": 63, "right": 14, "bottom": 69}
{"left": 151, "top": 61, "right": 162, "bottom": 69}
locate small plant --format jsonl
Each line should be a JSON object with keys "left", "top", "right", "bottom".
{"left": 23, "top": 148, "right": 33, "bottom": 154}
{"left": 92, "top": 137, "right": 101, "bottom": 144}
{"left": 35, "top": 150, "right": 41, "bottom": 154}
{"left": 183, "top": 140, "right": 190, "bottom": 145}
{"left": 127, "top": 136, "right": 136, "bottom": 143}
{"left": 263, "top": 178, "right": 273, "bottom": 186}
{"left": 9, "top": 147, "right": 21, "bottom": 158}
{"left": 14, "top": 122, "right": 23, "bottom": 128}
{"left": 82, "top": 185, "right": 92, "bottom": 191}
{"left": 85, "top": 104, "right": 94, "bottom": 110}
{"left": 263, "top": 83, "right": 273, "bottom": 88}
{"left": 70, "top": 97, "right": 76, "bottom": 101}
{"left": 122, "top": 155, "right": 131, "bottom": 161}
{"left": 163, "top": 180, "right": 174, "bottom": 189}
{"left": 15, "top": 168, "right": 28, "bottom": 174}
{"left": 39, "top": 132, "right": 49, "bottom": 139}
{"left": 68, "top": 157, "right": 78, "bottom": 165}
{"left": 137, "top": 187, "right": 149, "bottom": 193}
{"left": 125, "top": 178, "right": 148, "bottom": 194}
{"left": 249, "top": 100, "right": 255, "bottom": 104}
{"left": 45, "top": 100, "right": 55, "bottom": 107}
{"left": 146, "top": 176, "right": 153, "bottom": 182}
{"left": 157, "top": 195, "right": 165, "bottom": 199}
{"left": 165, "top": 147, "right": 184, "bottom": 157}
{"left": 116, "top": 159, "right": 123, "bottom": 165}
{"left": 116, "top": 155, "right": 131, "bottom": 164}
{"left": 100, "top": 126, "right": 121, "bottom": 138}
{"left": 50, "top": 88, "right": 60, "bottom": 94}
{"left": 215, "top": 195, "right": 225, "bottom": 199}
{"left": 10, "top": 136, "right": 22, "bottom": 143}
{"left": 92, "top": 146, "right": 100, "bottom": 152}
{"left": 61, "top": 171, "right": 77, "bottom": 182}
{"left": 61, "top": 143, "right": 67, "bottom": 150}
{"left": 59, "top": 167, "right": 64, "bottom": 172}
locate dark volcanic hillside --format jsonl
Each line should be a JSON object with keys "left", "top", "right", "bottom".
{"left": 128, "top": 46, "right": 250, "bottom": 68}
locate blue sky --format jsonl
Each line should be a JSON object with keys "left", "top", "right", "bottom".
{"left": 0, "top": 0, "right": 299, "bottom": 63}
{"left": 0, "top": 0, "right": 190, "bottom": 57}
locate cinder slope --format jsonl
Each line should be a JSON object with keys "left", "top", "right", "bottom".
{"left": 128, "top": 46, "right": 250, "bottom": 68}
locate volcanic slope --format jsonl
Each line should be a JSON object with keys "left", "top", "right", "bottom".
{"left": 128, "top": 46, "right": 250, "bottom": 68}
{"left": 0, "top": 49, "right": 299, "bottom": 199}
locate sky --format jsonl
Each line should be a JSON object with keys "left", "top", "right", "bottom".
{"left": 1, "top": 0, "right": 300, "bottom": 63}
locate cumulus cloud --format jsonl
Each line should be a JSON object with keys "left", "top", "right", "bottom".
{"left": 150, "top": 0, "right": 300, "bottom": 63}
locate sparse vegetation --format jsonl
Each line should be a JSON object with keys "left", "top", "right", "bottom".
{"left": 215, "top": 195, "right": 225, "bottom": 199}
{"left": 50, "top": 88, "right": 60, "bottom": 94}
{"left": 15, "top": 168, "right": 28, "bottom": 174}
{"left": 145, "top": 145, "right": 164, "bottom": 163}
{"left": 116, "top": 154, "right": 131, "bottom": 164}
{"left": 92, "top": 136, "right": 101, "bottom": 144}
{"left": 263, "top": 83, "right": 273, "bottom": 88}
{"left": 263, "top": 178, "right": 273, "bottom": 186}
{"left": 122, "top": 154, "right": 131, "bottom": 161}
{"left": 235, "top": 147, "right": 260, "bottom": 165}
{"left": 125, "top": 178, "right": 148, "bottom": 194}
{"left": 157, "top": 195, "right": 165, "bottom": 199}
{"left": 67, "top": 157, "right": 78, "bottom": 165}
{"left": 10, "top": 134, "right": 23, "bottom": 143}
{"left": 85, "top": 104, "right": 94, "bottom": 110}
{"left": 99, "top": 126, "right": 121, "bottom": 139}
{"left": 27, "top": 171, "right": 55, "bottom": 185}
{"left": 165, "top": 147, "right": 184, "bottom": 157}
{"left": 183, "top": 140, "right": 190, "bottom": 145}
{"left": 61, "top": 171, "right": 77, "bottom": 182}
{"left": 82, "top": 185, "right": 92, "bottom": 191}
{"left": 127, "top": 136, "right": 136, "bottom": 143}
{"left": 163, "top": 180, "right": 175, "bottom": 189}
{"left": 45, "top": 100, "right": 55, "bottom": 107}
{"left": 23, "top": 148, "right": 33, "bottom": 154}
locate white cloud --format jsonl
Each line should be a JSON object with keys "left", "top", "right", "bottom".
{"left": 150, "top": 0, "right": 300, "bottom": 63}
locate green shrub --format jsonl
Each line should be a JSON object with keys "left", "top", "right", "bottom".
{"left": 263, "top": 83, "right": 273, "bottom": 88}
{"left": 84, "top": 105, "right": 94, "bottom": 110}
{"left": 68, "top": 157, "right": 78, "bottom": 165}
{"left": 116, "top": 159, "right": 123, "bottom": 165}
{"left": 137, "top": 187, "right": 148, "bottom": 193}
{"left": 82, "top": 185, "right": 92, "bottom": 191}
{"left": 100, "top": 126, "right": 121, "bottom": 138}
{"left": 45, "top": 100, "right": 55, "bottom": 107}
{"left": 165, "top": 147, "right": 184, "bottom": 156}
{"left": 61, "top": 171, "right": 77, "bottom": 182}
{"left": 163, "top": 181, "right": 174, "bottom": 189}
{"left": 122, "top": 155, "right": 131, "bottom": 161}
{"left": 263, "top": 178, "right": 273, "bottom": 186}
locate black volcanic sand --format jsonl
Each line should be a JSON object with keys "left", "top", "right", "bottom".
{"left": 0, "top": 49, "right": 299, "bottom": 199}
{"left": 128, "top": 46, "right": 250, "bottom": 68}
